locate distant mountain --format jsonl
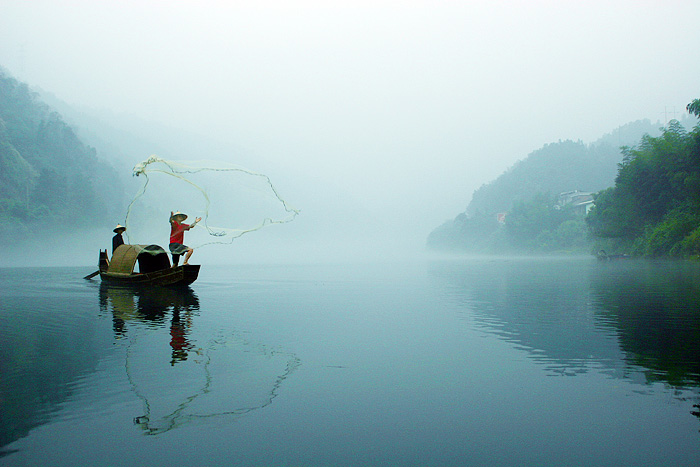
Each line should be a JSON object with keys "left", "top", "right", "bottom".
{"left": 427, "top": 117, "right": 698, "bottom": 252}
{"left": 0, "top": 69, "right": 125, "bottom": 240}
{"left": 465, "top": 120, "right": 665, "bottom": 218}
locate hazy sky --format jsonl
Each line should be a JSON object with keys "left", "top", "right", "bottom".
{"left": 2, "top": 0, "right": 700, "bottom": 256}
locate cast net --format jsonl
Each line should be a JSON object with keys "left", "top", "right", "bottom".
{"left": 123, "top": 156, "right": 299, "bottom": 247}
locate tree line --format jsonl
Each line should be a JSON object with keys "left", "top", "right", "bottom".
{"left": 428, "top": 109, "right": 700, "bottom": 256}
{"left": 587, "top": 100, "right": 700, "bottom": 258}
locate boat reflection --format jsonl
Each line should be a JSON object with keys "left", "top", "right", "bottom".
{"left": 99, "top": 283, "right": 199, "bottom": 365}
{"left": 98, "top": 284, "right": 299, "bottom": 435}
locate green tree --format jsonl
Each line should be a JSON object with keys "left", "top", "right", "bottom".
{"left": 504, "top": 193, "right": 578, "bottom": 251}
{"left": 0, "top": 69, "right": 125, "bottom": 238}
{"left": 587, "top": 99, "right": 700, "bottom": 257}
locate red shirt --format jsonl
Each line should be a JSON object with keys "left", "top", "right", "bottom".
{"left": 170, "top": 221, "right": 190, "bottom": 244}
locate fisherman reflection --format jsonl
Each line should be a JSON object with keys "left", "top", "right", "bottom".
{"left": 99, "top": 284, "right": 199, "bottom": 365}
{"left": 170, "top": 309, "right": 194, "bottom": 366}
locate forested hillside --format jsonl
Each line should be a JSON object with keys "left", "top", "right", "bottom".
{"left": 427, "top": 118, "right": 697, "bottom": 253}
{"left": 0, "top": 70, "right": 124, "bottom": 240}
{"left": 465, "top": 120, "right": 663, "bottom": 217}
{"left": 587, "top": 103, "right": 700, "bottom": 258}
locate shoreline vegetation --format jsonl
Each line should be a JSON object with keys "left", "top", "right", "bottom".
{"left": 428, "top": 99, "right": 700, "bottom": 259}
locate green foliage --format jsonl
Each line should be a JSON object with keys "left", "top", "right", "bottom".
{"left": 466, "top": 122, "right": 662, "bottom": 217}
{"left": 587, "top": 102, "right": 700, "bottom": 258}
{"left": 428, "top": 120, "right": 672, "bottom": 254}
{"left": 586, "top": 187, "right": 640, "bottom": 238}
{"left": 503, "top": 193, "right": 589, "bottom": 252}
{"left": 553, "top": 219, "right": 591, "bottom": 249}
{"left": 675, "top": 226, "right": 700, "bottom": 259}
{"left": 630, "top": 210, "right": 700, "bottom": 257}
{"left": 428, "top": 192, "right": 592, "bottom": 254}
{"left": 687, "top": 99, "right": 700, "bottom": 119}
{"left": 0, "top": 69, "right": 124, "bottom": 239}
{"left": 505, "top": 193, "right": 559, "bottom": 249}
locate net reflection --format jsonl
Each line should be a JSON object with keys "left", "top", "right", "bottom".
{"left": 98, "top": 284, "right": 300, "bottom": 435}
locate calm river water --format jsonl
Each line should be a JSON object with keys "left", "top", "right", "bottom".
{"left": 2, "top": 257, "right": 700, "bottom": 466}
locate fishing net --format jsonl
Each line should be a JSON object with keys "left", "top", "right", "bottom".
{"left": 123, "top": 156, "right": 299, "bottom": 248}
{"left": 127, "top": 329, "right": 300, "bottom": 435}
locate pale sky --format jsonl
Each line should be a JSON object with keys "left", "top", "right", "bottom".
{"left": 1, "top": 0, "right": 699, "bottom": 258}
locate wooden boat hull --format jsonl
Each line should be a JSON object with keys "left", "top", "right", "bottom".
{"left": 100, "top": 264, "right": 200, "bottom": 287}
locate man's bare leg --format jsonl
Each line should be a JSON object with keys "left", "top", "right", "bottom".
{"left": 183, "top": 248, "right": 193, "bottom": 265}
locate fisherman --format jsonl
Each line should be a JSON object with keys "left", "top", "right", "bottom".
{"left": 169, "top": 211, "right": 201, "bottom": 266}
{"left": 112, "top": 224, "right": 126, "bottom": 254}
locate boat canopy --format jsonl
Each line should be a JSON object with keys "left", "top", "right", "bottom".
{"left": 108, "top": 244, "right": 171, "bottom": 274}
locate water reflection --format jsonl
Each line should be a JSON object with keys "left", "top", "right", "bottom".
{"left": 0, "top": 269, "right": 111, "bottom": 456}
{"left": 1, "top": 270, "right": 301, "bottom": 458}
{"left": 430, "top": 258, "right": 628, "bottom": 377}
{"left": 430, "top": 258, "right": 700, "bottom": 389}
{"left": 589, "top": 260, "right": 700, "bottom": 387}
{"left": 99, "top": 284, "right": 199, "bottom": 365}
{"left": 98, "top": 284, "right": 300, "bottom": 435}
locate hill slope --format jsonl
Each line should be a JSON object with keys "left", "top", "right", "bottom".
{"left": 426, "top": 119, "right": 691, "bottom": 252}
{"left": 0, "top": 69, "right": 125, "bottom": 240}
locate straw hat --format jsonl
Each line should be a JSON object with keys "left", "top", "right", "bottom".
{"left": 113, "top": 224, "right": 126, "bottom": 233}
{"left": 170, "top": 211, "right": 188, "bottom": 221}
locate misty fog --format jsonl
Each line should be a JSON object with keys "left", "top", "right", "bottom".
{"left": 2, "top": 0, "right": 700, "bottom": 265}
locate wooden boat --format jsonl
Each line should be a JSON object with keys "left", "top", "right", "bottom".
{"left": 98, "top": 244, "right": 200, "bottom": 286}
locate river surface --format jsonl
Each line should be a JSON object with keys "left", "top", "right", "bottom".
{"left": 2, "top": 257, "right": 700, "bottom": 466}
